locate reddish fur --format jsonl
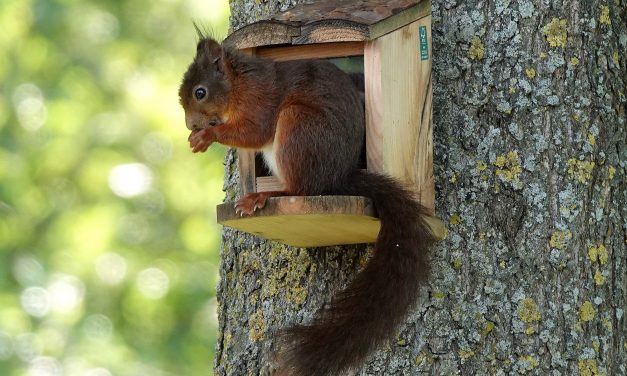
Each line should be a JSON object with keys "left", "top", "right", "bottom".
{"left": 180, "top": 37, "right": 436, "bottom": 375}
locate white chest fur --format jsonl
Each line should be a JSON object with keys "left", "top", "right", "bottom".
{"left": 261, "top": 141, "right": 281, "bottom": 179}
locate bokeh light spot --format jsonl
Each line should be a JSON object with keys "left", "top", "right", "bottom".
{"left": 14, "top": 333, "right": 42, "bottom": 362}
{"left": 137, "top": 267, "right": 170, "bottom": 300}
{"left": 12, "top": 83, "right": 47, "bottom": 132}
{"left": 90, "top": 112, "right": 132, "bottom": 145}
{"left": 27, "top": 356, "right": 61, "bottom": 376}
{"left": 83, "top": 8, "right": 119, "bottom": 44}
{"left": 13, "top": 255, "right": 45, "bottom": 287}
{"left": 20, "top": 287, "right": 51, "bottom": 318}
{"left": 95, "top": 252, "right": 127, "bottom": 285}
{"left": 141, "top": 132, "right": 173, "bottom": 164}
{"left": 68, "top": 5, "right": 119, "bottom": 45}
{"left": 118, "top": 214, "right": 151, "bottom": 245}
{"left": 108, "top": 163, "right": 153, "bottom": 198}
{"left": 48, "top": 275, "right": 85, "bottom": 314}
{"left": 83, "top": 314, "right": 113, "bottom": 341}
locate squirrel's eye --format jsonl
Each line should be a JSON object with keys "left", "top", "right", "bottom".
{"left": 194, "top": 87, "right": 207, "bottom": 100}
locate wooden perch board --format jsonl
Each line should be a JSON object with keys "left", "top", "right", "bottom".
{"left": 218, "top": 196, "right": 379, "bottom": 247}
{"left": 224, "top": 0, "right": 430, "bottom": 48}
{"left": 217, "top": 196, "right": 446, "bottom": 247}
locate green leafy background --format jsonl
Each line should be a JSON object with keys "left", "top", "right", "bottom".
{"left": 0, "top": 0, "right": 229, "bottom": 374}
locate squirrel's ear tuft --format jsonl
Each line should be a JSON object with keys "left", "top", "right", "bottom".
{"left": 193, "top": 22, "right": 208, "bottom": 41}
{"left": 193, "top": 23, "right": 219, "bottom": 43}
{"left": 192, "top": 23, "right": 227, "bottom": 62}
{"left": 194, "top": 23, "right": 209, "bottom": 54}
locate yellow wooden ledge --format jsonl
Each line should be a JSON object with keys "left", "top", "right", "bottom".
{"left": 217, "top": 195, "right": 446, "bottom": 247}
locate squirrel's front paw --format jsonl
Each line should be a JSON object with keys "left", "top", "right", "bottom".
{"left": 188, "top": 128, "right": 215, "bottom": 153}
{"left": 234, "top": 193, "right": 269, "bottom": 216}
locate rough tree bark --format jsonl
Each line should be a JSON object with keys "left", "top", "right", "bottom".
{"left": 214, "top": 1, "right": 625, "bottom": 375}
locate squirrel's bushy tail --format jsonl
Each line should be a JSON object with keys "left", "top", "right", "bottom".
{"left": 275, "top": 170, "right": 436, "bottom": 376}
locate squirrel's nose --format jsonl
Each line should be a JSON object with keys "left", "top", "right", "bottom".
{"left": 185, "top": 113, "right": 199, "bottom": 131}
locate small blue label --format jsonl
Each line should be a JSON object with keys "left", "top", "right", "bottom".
{"left": 419, "top": 26, "right": 429, "bottom": 61}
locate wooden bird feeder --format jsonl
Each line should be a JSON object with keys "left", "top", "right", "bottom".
{"left": 217, "top": 0, "right": 444, "bottom": 247}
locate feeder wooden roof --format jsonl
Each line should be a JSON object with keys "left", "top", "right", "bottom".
{"left": 224, "top": 0, "right": 430, "bottom": 49}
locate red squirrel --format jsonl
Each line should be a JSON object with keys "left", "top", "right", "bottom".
{"left": 179, "top": 37, "right": 436, "bottom": 376}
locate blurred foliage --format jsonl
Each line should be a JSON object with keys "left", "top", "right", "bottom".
{"left": 0, "top": 0, "right": 230, "bottom": 375}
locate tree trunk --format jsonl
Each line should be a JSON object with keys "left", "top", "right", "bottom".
{"left": 215, "top": 1, "right": 626, "bottom": 375}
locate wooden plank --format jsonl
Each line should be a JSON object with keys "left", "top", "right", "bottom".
{"left": 217, "top": 195, "right": 446, "bottom": 247}
{"left": 224, "top": 21, "right": 300, "bottom": 49}
{"left": 256, "top": 176, "right": 284, "bottom": 192}
{"left": 240, "top": 47, "right": 256, "bottom": 56}
{"left": 381, "top": 23, "right": 419, "bottom": 189}
{"left": 218, "top": 196, "right": 375, "bottom": 220}
{"left": 237, "top": 150, "right": 257, "bottom": 195}
{"left": 415, "top": 16, "right": 434, "bottom": 212}
{"left": 364, "top": 40, "right": 384, "bottom": 173}
{"left": 363, "top": 19, "right": 434, "bottom": 212}
{"left": 217, "top": 196, "right": 379, "bottom": 247}
{"left": 221, "top": 213, "right": 380, "bottom": 247}
{"left": 294, "top": 21, "right": 369, "bottom": 44}
{"left": 256, "top": 42, "right": 364, "bottom": 61}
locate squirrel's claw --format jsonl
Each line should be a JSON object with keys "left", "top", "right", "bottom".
{"left": 234, "top": 193, "right": 268, "bottom": 216}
